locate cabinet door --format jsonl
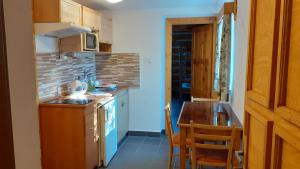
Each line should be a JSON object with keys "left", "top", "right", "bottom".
{"left": 82, "top": 6, "right": 101, "bottom": 30}
{"left": 271, "top": 0, "right": 300, "bottom": 167}
{"left": 117, "top": 91, "right": 129, "bottom": 143}
{"left": 271, "top": 118, "right": 300, "bottom": 169}
{"left": 85, "top": 106, "right": 98, "bottom": 169}
{"left": 244, "top": 0, "right": 281, "bottom": 168}
{"left": 60, "top": 0, "right": 82, "bottom": 25}
{"left": 275, "top": 0, "right": 300, "bottom": 128}
{"left": 99, "top": 14, "right": 113, "bottom": 44}
{"left": 244, "top": 104, "right": 273, "bottom": 169}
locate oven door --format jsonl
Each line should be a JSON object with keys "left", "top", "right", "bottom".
{"left": 83, "top": 33, "right": 98, "bottom": 51}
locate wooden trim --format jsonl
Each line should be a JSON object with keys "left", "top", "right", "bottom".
{"left": 0, "top": 1, "right": 16, "bottom": 168}
{"left": 271, "top": 135, "right": 283, "bottom": 169}
{"left": 246, "top": 0, "right": 257, "bottom": 93}
{"left": 165, "top": 17, "right": 217, "bottom": 105}
{"left": 166, "top": 17, "right": 215, "bottom": 25}
{"left": 217, "top": 1, "right": 238, "bottom": 22}
{"left": 224, "top": 2, "right": 235, "bottom": 15}
{"left": 276, "top": 0, "right": 292, "bottom": 108}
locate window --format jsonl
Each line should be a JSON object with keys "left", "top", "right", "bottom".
{"left": 229, "top": 14, "right": 235, "bottom": 93}
{"left": 213, "top": 18, "right": 223, "bottom": 91}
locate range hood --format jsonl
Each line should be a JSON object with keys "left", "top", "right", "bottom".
{"left": 35, "top": 23, "right": 92, "bottom": 38}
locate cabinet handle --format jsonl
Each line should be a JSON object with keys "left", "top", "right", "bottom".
{"left": 121, "top": 102, "right": 125, "bottom": 107}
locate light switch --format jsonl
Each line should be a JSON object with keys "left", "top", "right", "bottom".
{"left": 146, "top": 57, "right": 152, "bottom": 63}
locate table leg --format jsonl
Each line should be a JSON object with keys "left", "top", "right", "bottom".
{"left": 180, "top": 126, "right": 187, "bottom": 169}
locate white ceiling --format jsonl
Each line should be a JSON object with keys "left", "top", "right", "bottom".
{"left": 74, "top": 0, "right": 229, "bottom": 11}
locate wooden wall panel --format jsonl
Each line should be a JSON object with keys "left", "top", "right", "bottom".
{"left": 246, "top": 0, "right": 280, "bottom": 108}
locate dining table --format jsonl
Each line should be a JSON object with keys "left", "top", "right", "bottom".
{"left": 177, "top": 101, "right": 243, "bottom": 169}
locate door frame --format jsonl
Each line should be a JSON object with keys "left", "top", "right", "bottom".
{"left": 165, "top": 17, "right": 217, "bottom": 105}
{"left": 0, "top": 0, "right": 16, "bottom": 169}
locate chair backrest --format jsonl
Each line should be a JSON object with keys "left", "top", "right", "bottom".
{"left": 191, "top": 96, "right": 219, "bottom": 102}
{"left": 190, "top": 121, "right": 236, "bottom": 169}
{"left": 165, "top": 103, "right": 174, "bottom": 147}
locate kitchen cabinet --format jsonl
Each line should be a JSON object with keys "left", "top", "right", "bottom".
{"left": 39, "top": 103, "right": 98, "bottom": 169}
{"left": 99, "top": 14, "right": 113, "bottom": 44}
{"left": 82, "top": 6, "right": 101, "bottom": 31}
{"left": 116, "top": 90, "right": 129, "bottom": 143}
{"left": 34, "top": 0, "right": 82, "bottom": 26}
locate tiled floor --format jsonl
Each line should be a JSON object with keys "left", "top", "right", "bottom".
{"left": 102, "top": 135, "right": 218, "bottom": 169}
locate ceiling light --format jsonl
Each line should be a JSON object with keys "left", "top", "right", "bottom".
{"left": 106, "top": 0, "right": 123, "bottom": 3}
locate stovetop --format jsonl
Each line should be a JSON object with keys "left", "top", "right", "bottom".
{"left": 45, "top": 99, "right": 93, "bottom": 105}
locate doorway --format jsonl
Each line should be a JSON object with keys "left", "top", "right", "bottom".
{"left": 166, "top": 17, "right": 217, "bottom": 131}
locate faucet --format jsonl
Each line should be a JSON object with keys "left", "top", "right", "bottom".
{"left": 83, "top": 69, "right": 88, "bottom": 81}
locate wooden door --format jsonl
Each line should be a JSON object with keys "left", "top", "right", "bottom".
{"left": 60, "top": 0, "right": 82, "bottom": 25}
{"left": 244, "top": 0, "right": 300, "bottom": 168}
{"left": 191, "top": 25, "right": 213, "bottom": 98}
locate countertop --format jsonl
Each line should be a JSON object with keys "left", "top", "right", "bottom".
{"left": 39, "top": 86, "right": 129, "bottom": 108}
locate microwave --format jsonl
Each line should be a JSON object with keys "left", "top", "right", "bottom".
{"left": 59, "top": 33, "right": 99, "bottom": 52}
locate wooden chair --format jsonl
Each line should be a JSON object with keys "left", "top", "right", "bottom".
{"left": 165, "top": 103, "right": 191, "bottom": 169}
{"left": 190, "top": 121, "right": 236, "bottom": 169}
{"left": 191, "top": 96, "right": 219, "bottom": 102}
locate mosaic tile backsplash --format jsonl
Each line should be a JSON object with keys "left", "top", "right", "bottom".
{"left": 36, "top": 52, "right": 140, "bottom": 100}
{"left": 36, "top": 52, "right": 96, "bottom": 100}
{"left": 95, "top": 53, "right": 140, "bottom": 87}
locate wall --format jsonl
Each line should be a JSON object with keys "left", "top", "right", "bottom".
{"left": 111, "top": 6, "right": 219, "bottom": 132}
{"left": 3, "top": 0, "right": 42, "bottom": 169}
{"left": 231, "top": 0, "right": 251, "bottom": 123}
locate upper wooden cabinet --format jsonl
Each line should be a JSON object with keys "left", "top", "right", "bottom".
{"left": 82, "top": 6, "right": 101, "bottom": 30}
{"left": 60, "top": 0, "right": 82, "bottom": 25}
{"left": 33, "top": 0, "right": 82, "bottom": 25}
{"left": 99, "top": 14, "right": 113, "bottom": 44}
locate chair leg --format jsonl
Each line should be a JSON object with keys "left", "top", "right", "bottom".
{"left": 191, "top": 149, "right": 197, "bottom": 169}
{"left": 168, "top": 148, "right": 174, "bottom": 169}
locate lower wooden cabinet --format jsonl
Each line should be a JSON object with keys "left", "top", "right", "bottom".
{"left": 39, "top": 103, "right": 98, "bottom": 169}
{"left": 116, "top": 90, "right": 129, "bottom": 143}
